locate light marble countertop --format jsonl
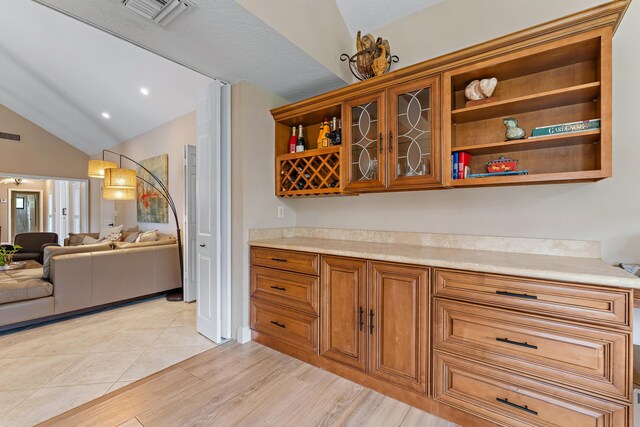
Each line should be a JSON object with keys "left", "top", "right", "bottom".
{"left": 249, "top": 236, "right": 640, "bottom": 290}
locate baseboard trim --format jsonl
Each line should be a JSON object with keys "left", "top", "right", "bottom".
{"left": 236, "top": 326, "right": 252, "bottom": 344}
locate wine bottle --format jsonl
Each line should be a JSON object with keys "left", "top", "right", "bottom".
{"left": 329, "top": 117, "right": 342, "bottom": 146}
{"left": 316, "top": 121, "right": 324, "bottom": 149}
{"left": 288, "top": 126, "right": 297, "bottom": 153}
{"left": 296, "top": 125, "right": 306, "bottom": 152}
{"left": 321, "top": 118, "right": 331, "bottom": 148}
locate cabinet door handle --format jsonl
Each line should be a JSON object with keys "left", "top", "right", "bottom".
{"left": 270, "top": 321, "right": 286, "bottom": 328}
{"left": 496, "top": 337, "right": 538, "bottom": 350}
{"left": 359, "top": 307, "right": 364, "bottom": 332}
{"left": 270, "top": 286, "right": 286, "bottom": 291}
{"left": 379, "top": 132, "right": 383, "bottom": 153}
{"left": 496, "top": 398, "right": 538, "bottom": 416}
{"left": 369, "top": 310, "right": 374, "bottom": 335}
{"left": 271, "top": 258, "right": 288, "bottom": 263}
{"left": 388, "top": 131, "right": 393, "bottom": 152}
{"left": 496, "top": 290, "right": 537, "bottom": 300}
{"left": 199, "top": 244, "right": 206, "bottom": 247}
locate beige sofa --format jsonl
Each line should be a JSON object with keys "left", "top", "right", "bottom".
{"left": 0, "top": 240, "right": 180, "bottom": 330}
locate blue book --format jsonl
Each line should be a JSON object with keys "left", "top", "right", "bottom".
{"left": 467, "top": 170, "right": 529, "bottom": 179}
{"left": 452, "top": 152, "right": 459, "bottom": 180}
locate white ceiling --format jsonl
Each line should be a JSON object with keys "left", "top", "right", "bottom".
{"left": 0, "top": 0, "right": 213, "bottom": 155}
{"left": 34, "top": 0, "right": 349, "bottom": 102}
{"left": 336, "top": 0, "right": 444, "bottom": 36}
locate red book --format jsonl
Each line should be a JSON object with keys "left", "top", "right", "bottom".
{"left": 458, "top": 152, "right": 471, "bottom": 179}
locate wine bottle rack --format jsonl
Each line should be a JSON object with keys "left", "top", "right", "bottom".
{"left": 277, "top": 146, "right": 342, "bottom": 196}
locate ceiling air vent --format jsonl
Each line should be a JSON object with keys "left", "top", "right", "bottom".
{"left": 121, "top": 0, "right": 194, "bottom": 27}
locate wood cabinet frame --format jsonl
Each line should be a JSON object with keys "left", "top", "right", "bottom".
{"left": 271, "top": 1, "right": 628, "bottom": 196}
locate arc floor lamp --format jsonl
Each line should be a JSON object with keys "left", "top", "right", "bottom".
{"left": 88, "top": 149, "right": 183, "bottom": 301}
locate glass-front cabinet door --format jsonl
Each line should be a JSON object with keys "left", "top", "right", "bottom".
{"left": 344, "top": 92, "right": 387, "bottom": 192}
{"left": 388, "top": 76, "right": 440, "bottom": 189}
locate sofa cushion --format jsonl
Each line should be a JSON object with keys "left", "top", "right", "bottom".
{"left": 42, "top": 243, "right": 112, "bottom": 279}
{"left": 113, "top": 238, "right": 176, "bottom": 249}
{"left": 0, "top": 269, "right": 53, "bottom": 304}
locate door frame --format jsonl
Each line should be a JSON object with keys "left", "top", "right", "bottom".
{"left": 7, "top": 189, "right": 44, "bottom": 242}
{"left": 184, "top": 144, "right": 197, "bottom": 302}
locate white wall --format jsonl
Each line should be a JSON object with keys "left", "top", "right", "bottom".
{"left": 95, "top": 112, "right": 196, "bottom": 235}
{"left": 231, "top": 81, "right": 297, "bottom": 340}
{"left": 373, "top": 0, "right": 603, "bottom": 72}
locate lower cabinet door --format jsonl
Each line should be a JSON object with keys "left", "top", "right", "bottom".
{"left": 368, "top": 262, "right": 429, "bottom": 393}
{"left": 320, "top": 256, "right": 367, "bottom": 371}
{"left": 434, "top": 352, "right": 630, "bottom": 427}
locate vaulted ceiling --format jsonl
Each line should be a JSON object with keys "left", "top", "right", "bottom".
{"left": 0, "top": 0, "right": 213, "bottom": 156}
{"left": 4, "top": 0, "right": 600, "bottom": 157}
{"left": 335, "top": 0, "right": 444, "bottom": 35}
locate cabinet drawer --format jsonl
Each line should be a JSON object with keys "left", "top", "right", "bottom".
{"left": 250, "top": 247, "right": 319, "bottom": 276}
{"left": 434, "top": 299, "right": 631, "bottom": 400}
{"left": 250, "top": 266, "right": 318, "bottom": 315}
{"left": 434, "top": 269, "right": 631, "bottom": 328}
{"left": 434, "top": 352, "right": 629, "bottom": 427}
{"left": 250, "top": 299, "right": 318, "bottom": 353}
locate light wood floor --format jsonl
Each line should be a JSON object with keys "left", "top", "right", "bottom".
{"left": 39, "top": 340, "right": 459, "bottom": 427}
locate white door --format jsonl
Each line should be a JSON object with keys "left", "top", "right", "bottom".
{"left": 184, "top": 144, "right": 197, "bottom": 302}
{"left": 195, "top": 81, "right": 231, "bottom": 343}
{"left": 56, "top": 181, "right": 69, "bottom": 242}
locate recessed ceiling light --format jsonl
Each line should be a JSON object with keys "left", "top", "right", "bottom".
{"left": 102, "top": 112, "right": 110, "bottom": 119}
{"left": 140, "top": 87, "right": 149, "bottom": 96}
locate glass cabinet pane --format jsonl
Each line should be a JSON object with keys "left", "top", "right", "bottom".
{"left": 350, "top": 101, "right": 380, "bottom": 183}
{"left": 394, "top": 87, "right": 432, "bottom": 178}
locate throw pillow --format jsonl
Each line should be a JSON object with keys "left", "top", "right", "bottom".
{"left": 107, "top": 232, "right": 123, "bottom": 242}
{"left": 98, "top": 224, "right": 123, "bottom": 240}
{"left": 124, "top": 232, "right": 140, "bottom": 243}
{"left": 136, "top": 229, "right": 158, "bottom": 243}
{"left": 82, "top": 235, "right": 101, "bottom": 245}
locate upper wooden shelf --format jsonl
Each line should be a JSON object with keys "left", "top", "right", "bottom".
{"left": 452, "top": 130, "right": 601, "bottom": 156}
{"left": 451, "top": 82, "right": 601, "bottom": 124}
{"left": 450, "top": 169, "right": 607, "bottom": 187}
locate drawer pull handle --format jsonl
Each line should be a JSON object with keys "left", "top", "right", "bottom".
{"left": 270, "top": 321, "right": 286, "bottom": 328}
{"left": 369, "top": 310, "right": 374, "bottom": 335}
{"left": 270, "top": 286, "right": 286, "bottom": 291}
{"left": 496, "top": 337, "right": 538, "bottom": 350}
{"left": 496, "top": 290, "right": 537, "bottom": 300}
{"left": 496, "top": 398, "right": 538, "bottom": 416}
{"left": 271, "top": 258, "right": 288, "bottom": 263}
{"left": 359, "top": 307, "right": 364, "bottom": 332}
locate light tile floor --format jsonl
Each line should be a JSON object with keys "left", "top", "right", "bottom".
{"left": 0, "top": 297, "right": 214, "bottom": 426}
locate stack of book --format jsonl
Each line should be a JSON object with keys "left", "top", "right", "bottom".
{"left": 451, "top": 152, "right": 471, "bottom": 180}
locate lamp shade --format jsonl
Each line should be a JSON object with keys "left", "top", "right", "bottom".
{"left": 87, "top": 160, "right": 118, "bottom": 178}
{"left": 102, "top": 187, "right": 135, "bottom": 200}
{"left": 104, "top": 167, "right": 136, "bottom": 189}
